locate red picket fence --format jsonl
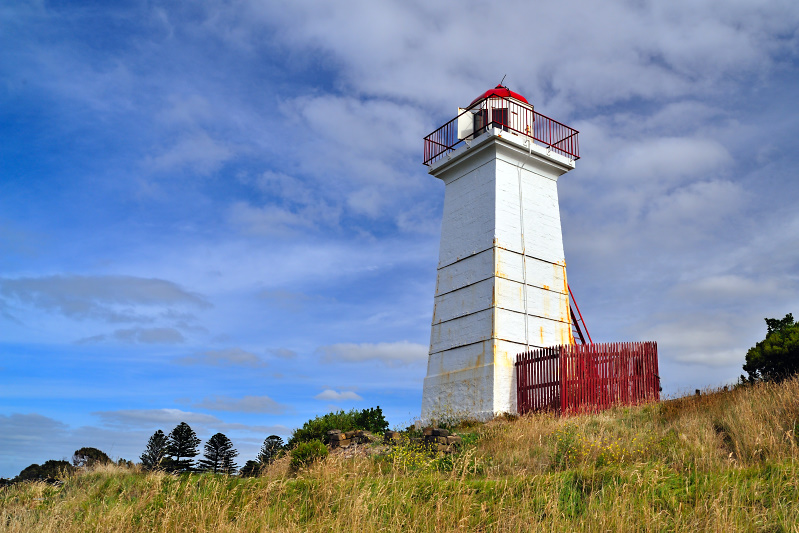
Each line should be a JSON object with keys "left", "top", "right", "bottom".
{"left": 516, "top": 342, "right": 660, "bottom": 415}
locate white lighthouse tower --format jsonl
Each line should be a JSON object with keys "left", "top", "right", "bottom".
{"left": 421, "top": 85, "right": 581, "bottom": 420}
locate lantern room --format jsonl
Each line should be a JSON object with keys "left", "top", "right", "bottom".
{"left": 423, "top": 85, "right": 579, "bottom": 167}
{"left": 459, "top": 84, "right": 533, "bottom": 141}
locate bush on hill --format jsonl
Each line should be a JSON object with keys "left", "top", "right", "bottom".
{"left": 743, "top": 312, "right": 799, "bottom": 382}
{"left": 72, "top": 447, "right": 111, "bottom": 468}
{"left": 14, "top": 460, "right": 75, "bottom": 482}
{"left": 289, "top": 439, "right": 328, "bottom": 471}
{"left": 287, "top": 406, "right": 389, "bottom": 447}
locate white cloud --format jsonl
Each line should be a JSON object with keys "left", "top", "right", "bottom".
{"left": 266, "top": 347, "right": 297, "bottom": 359}
{"left": 139, "top": 236, "right": 434, "bottom": 296}
{"left": 0, "top": 275, "right": 209, "bottom": 323}
{"left": 160, "top": 94, "right": 214, "bottom": 127}
{"left": 0, "top": 413, "right": 69, "bottom": 446}
{"left": 317, "top": 341, "right": 428, "bottom": 366}
{"left": 314, "top": 389, "right": 363, "bottom": 401}
{"left": 612, "top": 137, "right": 732, "bottom": 184}
{"left": 251, "top": 170, "right": 315, "bottom": 205}
{"left": 194, "top": 395, "right": 289, "bottom": 414}
{"left": 636, "top": 312, "right": 761, "bottom": 369}
{"left": 92, "top": 408, "right": 220, "bottom": 427}
{"left": 645, "top": 180, "right": 745, "bottom": 236}
{"left": 228, "top": 201, "right": 317, "bottom": 237}
{"left": 175, "top": 348, "right": 266, "bottom": 367}
{"left": 241, "top": 0, "right": 799, "bottom": 111}
{"left": 673, "top": 275, "right": 781, "bottom": 302}
{"left": 76, "top": 327, "right": 185, "bottom": 345}
{"left": 145, "top": 131, "right": 234, "bottom": 175}
{"left": 92, "top": 408, "right": 289, "bottom": 436}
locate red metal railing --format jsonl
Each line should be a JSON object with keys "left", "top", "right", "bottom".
{"left": 516, "top": 342, "right": 660, "bottom": 415}
{"left": 568, "top": 284, "right": 592, "bottom": 345}
{"left": 423, "top": 95, "right": 580, "bottom": 165}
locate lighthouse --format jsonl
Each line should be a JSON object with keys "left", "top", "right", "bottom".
{"left": 421, "top": 85, "right": 581, "bottom": 420}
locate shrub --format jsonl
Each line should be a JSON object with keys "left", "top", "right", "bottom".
{"left": 289, "top": 439, "right": 328, "bottom": 471}
{"left": 15, "top": 460, "right": 75, "bottom": 481}
{"left": 288, "top": 406, "right": 389, "bottom": 447}
{"left": 72, "top": 447, "right": 111, "bottom": 468}
{"left": 743, "top": 313, "right": 799, "bottom": 382}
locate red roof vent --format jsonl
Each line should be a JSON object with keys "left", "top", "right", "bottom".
{"left": 470, "top": 84, "right": 529, "bottom": 105}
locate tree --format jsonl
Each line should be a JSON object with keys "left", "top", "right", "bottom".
{"left": 167, "top": 422, "right": 201, "bottom": 472}
{"left": 239, "top": 460, "right": 261, "bottom": 477}
{"left": 743, "top": 313, "right": 799, "bottom": 383}
{"left": 220, "top": 448, "right": 238, "bottom": 475}
{"left": 140, "top": 430, "right": 169, "bottom": 470}
{"left": 353, "top": 406, "right": 389, "bottom": 434}
{"left": 72, "top": 447, "right": 111, "bottom": 468}
{"left": 257, "top": 435, "right": 284, "bottom": 465}
{"left": 15, "top": 460, "right": 75, "bottom": 482}
{"left": 198, "top": 432, "right": 238, "bottom": 474}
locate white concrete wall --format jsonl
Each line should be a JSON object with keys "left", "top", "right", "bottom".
{"left": 422, "top": 128, "right": 576, "bottom": 421}
{"left": 435, "top": 248, "right": 494, "bottom": 295}
{"left": 436, "top": 155, "right": 496, "bottom": 269}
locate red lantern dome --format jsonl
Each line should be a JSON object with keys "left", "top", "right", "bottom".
{"left": 470, "top": 84, "right": 529, "bottom": 105}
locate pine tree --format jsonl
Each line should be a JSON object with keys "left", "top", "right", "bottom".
{"left": 166, "top": 422, "right": 201, "bottom": 472}
{"left": 198, "top": 433, "right": 238, "bottom": 474}
{"left": 239, "top": 460, "right": 261, "bottom": 477}
{"left": 257, "top": 435, "right": 284, "bottom": 465}
{"left": 221, "top": 447, "right": 238, "bottom": 475}
{"left": 140, "top": 430, "right": 169, "bottom": 470}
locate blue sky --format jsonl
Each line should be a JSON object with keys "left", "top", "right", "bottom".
{"left": 2, "top": 0, "right": 798, "bottom": 477}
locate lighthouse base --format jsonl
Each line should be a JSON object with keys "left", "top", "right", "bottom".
{"left": 421, "top": 338, "right": 527, "bottom": 422}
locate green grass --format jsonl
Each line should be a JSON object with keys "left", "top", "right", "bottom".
{"left": 3, "top": 377, "right": 799, "bottom": 531}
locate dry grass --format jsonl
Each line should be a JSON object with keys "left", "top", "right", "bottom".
{"left": 4, "top": 378, "right": 799, "bottom": 532}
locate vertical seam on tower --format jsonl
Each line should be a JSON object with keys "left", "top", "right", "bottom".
{"left": 517, "top": 143, "right": 530, "bottom": 351}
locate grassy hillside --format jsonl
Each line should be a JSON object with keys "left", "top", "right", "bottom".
{"left": 4, "top": 377, "right": 799, "bottom": 532}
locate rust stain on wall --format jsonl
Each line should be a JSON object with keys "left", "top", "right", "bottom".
{"left": 494, "top": 246, "right": 508, "bottom": 279}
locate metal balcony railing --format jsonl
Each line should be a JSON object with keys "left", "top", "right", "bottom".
{"left": 423, "top": 95, "right": 580, "bottom": 166}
